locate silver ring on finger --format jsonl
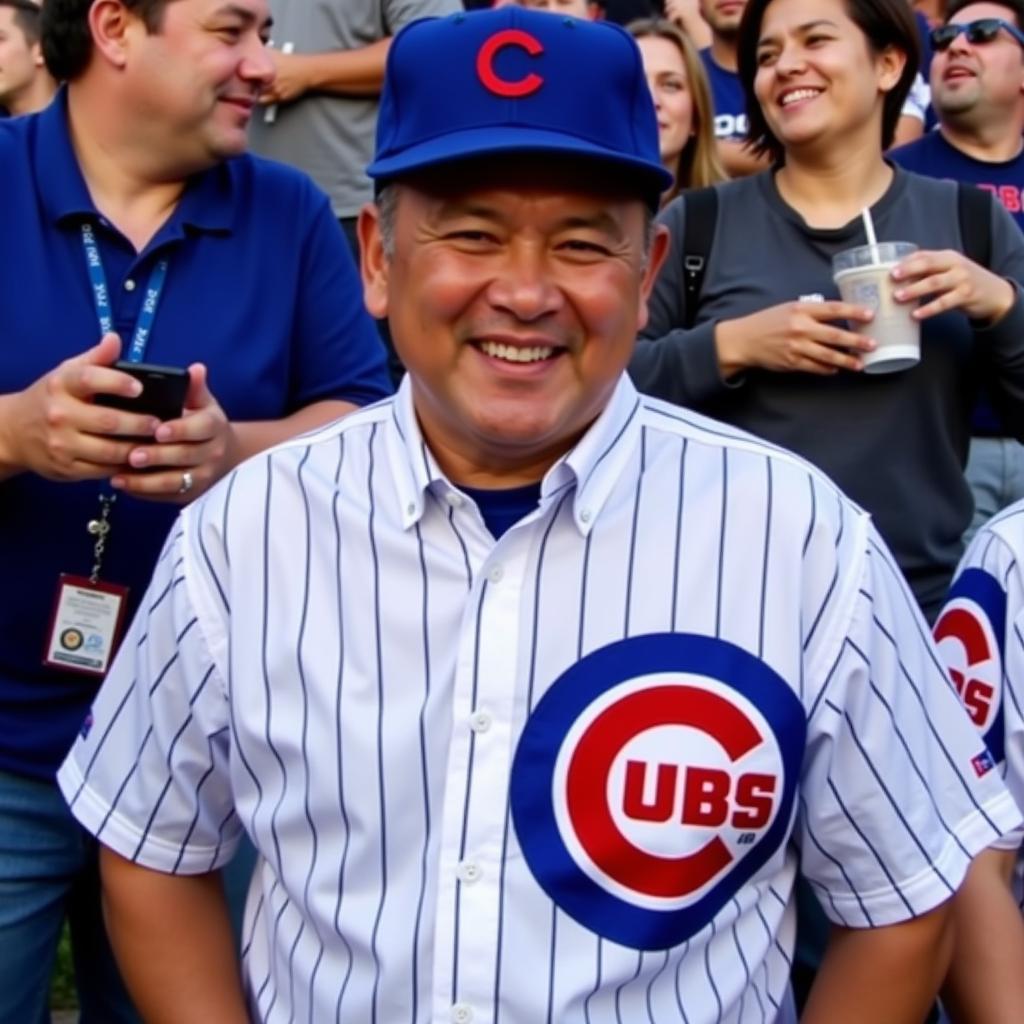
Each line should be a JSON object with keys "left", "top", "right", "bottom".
{"left": 178, "top": 471, "right": 194, "bottom": 495}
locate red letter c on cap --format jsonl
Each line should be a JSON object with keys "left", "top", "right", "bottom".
{"left": 477, "top": 29, "right": 544, "bottom": 98}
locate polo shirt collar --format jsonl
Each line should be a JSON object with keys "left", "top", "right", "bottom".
{"left": 387, "top": 373, "right": 643, "bottom": 536}
{"left": 34, "top": 87, "right": 235, "bottom": 236}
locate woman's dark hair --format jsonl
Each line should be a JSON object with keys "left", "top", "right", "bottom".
{"left": 42, "top": 0, "right": 170, "bottom": 81}
{"left": 946, "top": 0, "right": 1024, "bottom": 27}
{"left": 736, "top": 0, "right": 920, "bottom": 162}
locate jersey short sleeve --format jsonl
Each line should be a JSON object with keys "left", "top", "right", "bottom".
{"left": 934, "top": 521, "right": 1024, "bottom": 855}
{"left": 797, "top": 527, "right": 1021, "bottom": 928}
{"left": 57, "top": 515, "right": 240, "bottom": 875}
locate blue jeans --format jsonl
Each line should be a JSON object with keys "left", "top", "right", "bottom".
{"left": 0, "top": 769, "right": 139, "bottom": 1024}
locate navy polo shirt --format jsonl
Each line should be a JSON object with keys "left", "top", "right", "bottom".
{"left": 699, "top": 49, "right": 748, "bottom": 142}
{"left": 891, "top": 131, "right": 1024, "bottom": 232}
{"left": 0, "top": 91, "right": 392, "bottom": 780}
{"left": 891, "top": 133, "right": 1024, "bottom": 436}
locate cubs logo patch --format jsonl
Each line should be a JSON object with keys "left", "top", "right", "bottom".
{"left": 476, "top": 29, "right": 544, "bottom": 99}
{"left": 933, "top": 568, "right": 1006, "bottom": 762}
{"left": 510, "top": 633, "right": 805, "bottom": 950}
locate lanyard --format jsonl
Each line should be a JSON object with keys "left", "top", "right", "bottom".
{"left": 81, "top": 222, "right": 169, "bottom": 364}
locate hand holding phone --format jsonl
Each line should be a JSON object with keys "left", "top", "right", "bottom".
{"left": 94, "top": 361, "right": 189, "bottom": 423}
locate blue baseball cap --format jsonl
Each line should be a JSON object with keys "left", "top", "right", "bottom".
{"left": 367, "top": 7, "right": 673, "bottom": 209}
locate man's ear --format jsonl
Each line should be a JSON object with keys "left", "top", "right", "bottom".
{"left": 358, "top": 201, "right": 390, "bottom": 321}
{"left": 637, "top": 222, "right": 669, "bottom": 333}
{"left": 88, "top": 0, "right": 133, "bottom": 69}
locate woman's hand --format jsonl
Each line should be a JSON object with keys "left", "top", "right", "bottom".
{"left": 893, "top": 249, "right": 1015, "bottom": 325}
{"left": 715, "top": 300, "right": 876, "bottom": 379}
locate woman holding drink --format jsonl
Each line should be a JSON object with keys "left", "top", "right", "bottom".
{"left": 630, "top": 0, "right": 1024, "bottom": 622}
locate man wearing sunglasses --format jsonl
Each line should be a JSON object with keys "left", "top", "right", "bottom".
{"left": 0, "top": 0, "right": 54, "bottom": 115}
{"left": 892, "top": 0, "right": 1024, "bottom": 537}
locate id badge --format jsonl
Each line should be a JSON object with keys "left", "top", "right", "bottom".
{"left": 43, "top": 574, "right": 129, "bottom": 677}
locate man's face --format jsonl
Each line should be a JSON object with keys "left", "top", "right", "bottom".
{"left": 0, "top": 7, "right": 40, "bottom": 109}
{"left": 699, "top": 0, "right": 748, "bottom": 39}
{"left": 520, "top": 0, "right": 597, "bottom": 21}
{"left": 123, "top": 0, "right": 274, "bottom": 170}
{"left": 360, "top": 166, "right": 667, "bottom": 483}
{"left": 931, "top": 2, "right": 1024, "bottom": 125}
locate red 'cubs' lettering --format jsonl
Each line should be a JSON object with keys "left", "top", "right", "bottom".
{"left": 933, "top": 607, "right": 995, "bottom": 727}
{"left": 953, "top": 674, "right": 993, "bottom": 727}
{"left": 622, "top": 760, "right": 677, "bottom": 821}
{"left": 621, "top": 760, "right": 777, "bottom": 830}
{"left": 476, "top": 29, "right": 544, "bottom": 99}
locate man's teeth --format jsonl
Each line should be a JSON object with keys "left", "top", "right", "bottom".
{"left": 479, "top": 341, "right": 554, "bottom": 363}
{"left": 781, "top": 88, "right": 821, "bottom": 106}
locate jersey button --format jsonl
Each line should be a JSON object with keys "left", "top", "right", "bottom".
{"left": 457, "top": 860, "right": 481, "bottom": 884}
{"left": 123, "top": 278, "right": 136, "bottom": 292}
{"left": 488, "top": 565, "right": 504, "bottom": 584}
{"left": 451, "top": 1003, "right": 473, "bottom": 1024}
{"left": 470, "top": 710, "right": 492, "bottom": 734}
{"left": 446, "top": 491, "right": 464, "bottom": 508}
{"left": 579, "top": 507, "right": 592, "bottom": 524}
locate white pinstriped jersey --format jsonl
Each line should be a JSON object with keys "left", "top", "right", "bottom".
{"left": 59, "top": 376, "right": 1020, "bottom": 1024}
{"left": 934, "top": 503, "right": 1024, "bottom": 907}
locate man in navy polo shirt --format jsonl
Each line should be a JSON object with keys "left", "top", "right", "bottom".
{"left": 0, "top": 0, "right": 390, "bottom": 1018}
{"left": 892, "top": 0, "right": 1024, "bottom": 545}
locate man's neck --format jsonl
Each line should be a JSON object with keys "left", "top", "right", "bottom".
{"left": 939, "top": 121, "right": 1024, "bottom": 164}
{"left": 709, "top": 34, "right": 738, "bottom": 73}
{"left": 66, "top": 86, "right": 188, "bottom": 252}
{"left": 4, "top": 73, "right": 56, "bottom": 117}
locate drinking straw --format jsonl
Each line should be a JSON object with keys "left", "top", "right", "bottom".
{"left": 861, "top": 207, "right": 879, "bottom": 262}
{"left": 264, "top": 42, "right": 294, "bottom": 124}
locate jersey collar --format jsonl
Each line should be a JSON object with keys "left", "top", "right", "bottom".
{"left": 387, "top": 373, "right": 644, "bottom": 537}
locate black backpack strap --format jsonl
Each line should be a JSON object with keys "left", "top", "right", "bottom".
{"left": 957, "top": 181, "right": 993, "bottom": 268}
{"left": 681, "top": 186, "right": 719, "bottom": 330}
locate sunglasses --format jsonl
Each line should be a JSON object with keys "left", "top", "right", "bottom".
{"left": 931, "top": 17, "right": 1024, "bottom": 52}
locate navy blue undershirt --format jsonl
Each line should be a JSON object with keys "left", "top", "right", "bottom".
{"left": 461, "top": 482, "right": 543, "bottom": 539}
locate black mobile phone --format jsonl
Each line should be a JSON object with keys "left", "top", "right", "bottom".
{"left": 94, "top": 361, "right": 189, "bottom": 423}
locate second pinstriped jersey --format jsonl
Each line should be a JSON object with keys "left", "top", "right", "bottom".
{"left": 59, "top": 376, "right": 1020, "bottom": 1024}
{"left": 933, "top": 503, "right": 1024, "bottom": 907}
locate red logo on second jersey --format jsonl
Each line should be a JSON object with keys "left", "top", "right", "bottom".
{"left": 476, "top": 29, "right": 544, "bottom": 98}
{"left": 934, "top": 606, "right": 999, "bottom": 730}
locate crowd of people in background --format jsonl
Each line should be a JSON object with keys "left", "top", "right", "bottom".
{"left": 2, "top": 0, "right": 1024, "bottom": 1021}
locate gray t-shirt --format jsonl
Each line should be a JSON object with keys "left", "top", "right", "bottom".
{"left": 630, "top": 168, "right": 1024, "bottom": 617}
{"left": 249, "top": 0, "right": 461, "bottom": 218}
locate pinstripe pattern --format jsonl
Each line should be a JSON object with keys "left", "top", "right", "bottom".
{"left": 59, "top": 377, "right": 1019, "bottom": 1023}
{"left": 935, "top": 503, "right": 1024, "bottom": 906}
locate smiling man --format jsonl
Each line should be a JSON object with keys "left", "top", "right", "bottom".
{"left": 54, "top": 7, "right": 1023, "bottom": 1023}
{"left": 0, "top": 0, "right": 390, "bottom": 1018}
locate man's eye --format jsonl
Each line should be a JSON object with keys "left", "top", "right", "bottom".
{"left": 561, "top": 239, "right": 610, "bottom": 255}
{"left": 756, "top": 50, "right": 777, "bottom": 66}
{"left": 216, "top": 25, "right": 244, "bottom": 41}
{"left": 448, "top": 231, "right": 498, "bottom": 244}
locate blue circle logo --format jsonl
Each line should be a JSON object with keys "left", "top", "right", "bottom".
{"left": 510, "top": 633, "right": 806, "bottom": 950}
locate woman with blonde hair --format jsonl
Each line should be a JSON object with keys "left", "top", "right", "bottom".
{"left": 628, "top": 18, "right": 727, "bottom": 204}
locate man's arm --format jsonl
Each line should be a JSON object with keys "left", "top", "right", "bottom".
{"left": 940, "top": 848, "right": 1024, "bottom": 1024}
{"left": 802, "top": 904, "right": 953, "bottom": 1024}
{"left": 100, "top": 847, "right": 249, "bottom": 1024}
{"left": 260, "top": 38, "right": 391, "bottom": 106}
